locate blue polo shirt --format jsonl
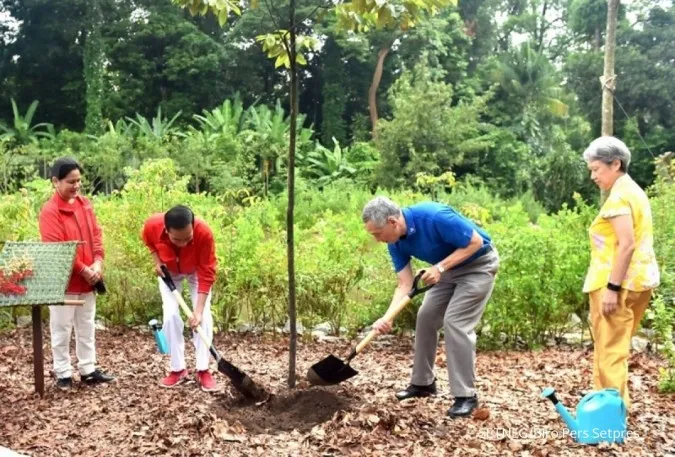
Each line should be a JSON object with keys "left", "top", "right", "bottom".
{"left": 387, "top": 202, "right": 492, "bottom": 273}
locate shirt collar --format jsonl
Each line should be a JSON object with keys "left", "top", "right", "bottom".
{"left": 54, "top": 193, "right": 84, "bottom": 213}
{"left": 610, "top": 173, "right": 630, "bottom": 193}
{"left": 401, "top": 208, "right": 417, "bottom": 238}
{"left": 614, "top": 174, "right": 629, "bottom": 185}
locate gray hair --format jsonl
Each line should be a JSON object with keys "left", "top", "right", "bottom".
{"left": 362, "top": 197, "right": 401, "bottom": 227}
{"left": 583, "top": 136, "right": 631, "bottom": 172}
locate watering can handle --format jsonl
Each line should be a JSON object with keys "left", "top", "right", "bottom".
{"left": 353, "top": 271, "right": 433, "bottom": 356}
{"left": 579, "top": 388, "right": 618, "bottom": 408}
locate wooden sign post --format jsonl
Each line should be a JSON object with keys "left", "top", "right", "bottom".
{"left": 0, "top": 241, "right": 83, "bottom": 396}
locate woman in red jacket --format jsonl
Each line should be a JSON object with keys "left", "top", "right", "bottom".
{"left": 39, "top": 157, "right": 114, "bottom": 390}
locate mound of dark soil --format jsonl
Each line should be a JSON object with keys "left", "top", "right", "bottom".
{"left": 218, "top": 387, "right": 352, "bottom": 434}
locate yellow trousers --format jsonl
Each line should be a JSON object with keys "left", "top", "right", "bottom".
{"left": 589, "top": 288, "right": 652, "bottom": 409}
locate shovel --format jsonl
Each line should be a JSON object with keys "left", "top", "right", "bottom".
{"left": 307, "top": 270, "right": 434, "bottom": 386}
{"left": 159, "top": 266, "right": 267, "bottom": 400}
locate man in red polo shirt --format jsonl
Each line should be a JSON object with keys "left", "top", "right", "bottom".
{"left": 142, "top": 205, "right": 217, "bottom": 391}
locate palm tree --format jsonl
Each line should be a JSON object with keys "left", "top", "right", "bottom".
{"left": 193, "top": 94, "right": 249, "bottom": 136}
{"left": 494, "top": 42, "right": 569, "bottom": 119}
{"left": 0, "top": 99, "right": 54, "bottom": 146}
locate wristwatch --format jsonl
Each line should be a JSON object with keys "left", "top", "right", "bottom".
{"left": 607, "top": 282, "right": 621, "bottom": 292}
{"left": 436, "top": 263, "right": 446, "bottom": 274}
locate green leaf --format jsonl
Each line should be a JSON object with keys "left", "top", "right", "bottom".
{"left": 274, "top": 54, "right": 286, "bottom": 68}
{"left": 268, "top": 46, "right": 284, "bottom": 58}
{"left": 218, "top": 9, "right": 229, "bottom": 27}
{"left": 296, "top": 54, "right": 307, "bottom": 65}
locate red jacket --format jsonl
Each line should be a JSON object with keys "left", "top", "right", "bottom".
{"left": 141, "top": 213, "right": 216, "bottom": 294}
{"left": 39, "top": 194, "right": 104, "bottom": 294}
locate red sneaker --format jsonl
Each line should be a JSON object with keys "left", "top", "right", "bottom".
{"left": 160, "top": 369, "right": 188, "bottom": 388}
{"left": 196, "top": 370, "right": 218, "bottom": 392}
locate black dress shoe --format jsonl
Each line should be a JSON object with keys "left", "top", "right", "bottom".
{"left": 81, "top": 369, "right": 115, "bottom": 385}
{"left": 395, "top": 379, "right": 437, "bottom": 400}
{"left": 56, "top": 377, "right": 73, "bottom": 390}
{"left": 447, "top": 395, "right": 478, "bottom": 417}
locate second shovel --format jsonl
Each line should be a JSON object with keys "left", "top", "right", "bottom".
{"left": 307, "top": 270, "right": 433, "bottom": 386}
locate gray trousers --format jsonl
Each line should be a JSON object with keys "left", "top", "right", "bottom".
{"left": 411, "top": 249, "right": 499, "bottom": 397}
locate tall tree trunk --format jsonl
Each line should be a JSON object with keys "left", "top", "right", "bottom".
{"left": 287, "top": 0, "right": 298, "bottom": 389}
{"left": 600, "top": 0, "right": 620, "bottom": 203}
{"left": 601, "top": 0, "right": 619, "bottom": 137}
{"left": 368, "top": 43, "right": 392, "bottom": 138}
{"left": 536, "top": 0, "right": 549, "bottom": 53}
{"left": 84, "top": 0, "right": 103, "bottom": 135}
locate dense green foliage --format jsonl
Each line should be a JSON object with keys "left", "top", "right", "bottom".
{"left": 2, "top": 159, "right": 674, "bottom": 357}
{"left": 1, "top": 0, "right": 674, "bottom": 388}
{"left": 1, "top": 1, "right": 673, "bottom": 205}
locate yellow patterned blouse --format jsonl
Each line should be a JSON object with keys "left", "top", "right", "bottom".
{"left": 583, "top": 174, "right": 660, "bottom": 293}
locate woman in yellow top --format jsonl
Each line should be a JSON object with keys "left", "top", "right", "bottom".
{"left": 583, "top": 136, "right": 660, "bottom": 409}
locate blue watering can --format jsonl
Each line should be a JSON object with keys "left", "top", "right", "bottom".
{"left": 541, "top": 387, "right": 628, "bottom": 444}
{"left": 149, "top": 319, "right": 169, "bottom": 355}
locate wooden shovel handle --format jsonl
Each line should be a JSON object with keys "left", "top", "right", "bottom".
{"left": 169, "top": 289, "right": 212, "bottom": 350}
{"left": 64, "top": 300, "right": 85, "bottom": 305}
{"left": 354, "top": 294, "right": 412, "bottom": 355}
{"left": 159, "top": 267, "right": 213, "bottom": 350}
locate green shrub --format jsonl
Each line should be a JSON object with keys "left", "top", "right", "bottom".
{"left": 648, "top": 295, "right": 675, "bottom": 393}
{"left": 2, "top": 157, "right": 673, "bottom": 353}
{"left": 479, "top": 196, "right": 595, "bottom": 348}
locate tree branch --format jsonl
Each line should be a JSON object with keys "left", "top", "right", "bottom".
{"left": 261, "top": 0, "right": 282, "bottom": 30}
{"left": 291, "top": 1, "right": 333, "bottom": 33}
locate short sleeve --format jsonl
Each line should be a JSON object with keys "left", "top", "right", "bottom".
{"left": 388, "top": 243, "right": 410, "bottom": 273}
{"left": 433, "top": 208, "right": 474, "bottom": 249}
{"left": 600, "top": 191, "right": 632, "bottom": 219}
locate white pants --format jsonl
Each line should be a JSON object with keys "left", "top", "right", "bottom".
{"left": 49, "top": 292, "right": 97, "bottom": 379}
{"left": 159, "top": 273, "right": 213, "bottom": 372}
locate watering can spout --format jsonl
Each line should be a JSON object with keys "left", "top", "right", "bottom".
{"left": 542, "top": 387, "right": 578, "bottom": 433}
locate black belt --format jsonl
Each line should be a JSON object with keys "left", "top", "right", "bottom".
{"left": 479, "top": 243, "right": 494, "bottom": 256}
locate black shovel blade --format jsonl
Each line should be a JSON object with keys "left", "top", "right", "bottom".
{"left": 307, "top": 354, "right": 359, "bottom": 386}
{"left": 216, "top": 357, "right": 268, "bottom": 401}
{"left": 216, "top": 357, "right": 246, "bottom": 385}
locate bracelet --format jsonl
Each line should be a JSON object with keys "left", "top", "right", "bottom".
{"left": 607, "top": 282, "right": 621, "bottom": 292}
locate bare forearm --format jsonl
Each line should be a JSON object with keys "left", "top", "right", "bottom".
{"left": 609, "top": 244, "right": 635, "bottom": 285}
{"left": 385, "top": 265, "right": 413, "bottom": 316}
{"left": 387, "top": 285, "right": 411, "bottom": 312}
{"left": 436, "top": 236, "right": 483, "bottom": 272}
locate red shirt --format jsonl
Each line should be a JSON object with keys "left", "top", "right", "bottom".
{"left": 39, "top": 194, "right": 104, "bottom": 294}
{"left": 141, "top": 213, "right": 216, "bottom": 294}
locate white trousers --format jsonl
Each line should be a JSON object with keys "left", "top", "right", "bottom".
{"left": 159, "top": 273, "right": 213, "bottom": 372}
{"left": 49, "top": 292, "right": 97, "bottom": 379}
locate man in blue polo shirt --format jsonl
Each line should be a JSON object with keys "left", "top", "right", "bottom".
{"left": 362, "top": 196, "right": 499, "bottom": 417}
